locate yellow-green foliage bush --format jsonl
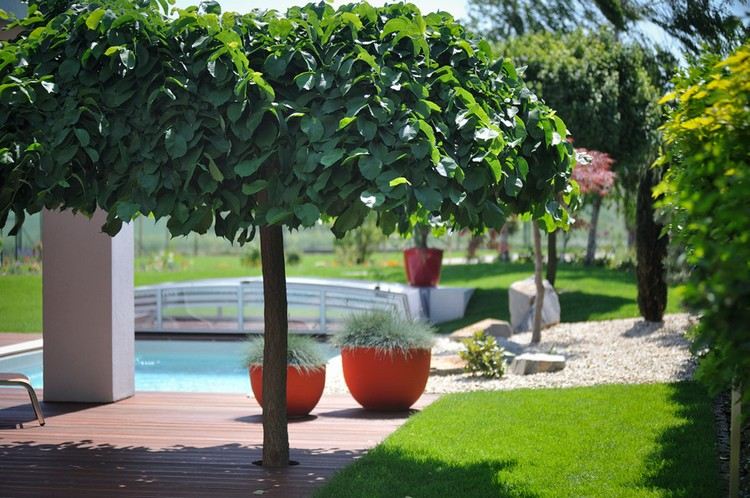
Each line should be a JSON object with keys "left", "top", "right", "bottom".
{"left": 655, "top": 44, "right": 750, "bottom": 402}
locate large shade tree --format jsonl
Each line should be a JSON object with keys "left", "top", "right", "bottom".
{"left": 467, "top": 0, "right": 748, "bottom": 56}
{"left": 0, "top": 0, "right": 575, "bottom": 467}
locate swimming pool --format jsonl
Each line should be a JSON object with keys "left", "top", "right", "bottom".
{"left": 0, "top": 340, "right": 339, "bottom": 393}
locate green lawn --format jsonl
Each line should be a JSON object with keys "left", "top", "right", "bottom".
{"left": 0, "top": 253, "right": 683, "bottom": 332}
{"left": 316, "top": 382, "right": 720, "bottom": 498}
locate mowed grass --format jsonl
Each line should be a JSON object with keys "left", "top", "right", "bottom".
{"left": 316, "top": 383, "right": 720, "bottom": 498}
{"left": 0, "top": 253, "right": 683, "bottom": 332}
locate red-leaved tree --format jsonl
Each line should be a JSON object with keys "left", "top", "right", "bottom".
{"left": 573, "top": 148, "right": 616, "bottom": 265}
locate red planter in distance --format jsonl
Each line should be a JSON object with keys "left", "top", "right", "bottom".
{"left": 404, "top": 247, "right": 443, "bottom": 287}
{"left": 341, "top": 347, "right": 431, "bottom": 411}
{"left": 249, "top": 365, "right": 326, "bottom": 418}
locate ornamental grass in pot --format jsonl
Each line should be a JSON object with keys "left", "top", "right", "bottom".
{"left": 332, "top": 309, "right": 435, "bottom": 411}
{"left": 245, "top": 335, "right": 326, "bottom": 418}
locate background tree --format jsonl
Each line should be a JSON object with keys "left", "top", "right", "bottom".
{"left": 656, "top": 43, "right": 750, "bottom": 496}
{"left": 467, "top": 0, "right": 748, "bottom": 56}
{"left": 0, "top": 0, "right": 575, "bottom": 467}
{"left": 499, "top": 31, "right": 660, "bottom": 243}
{"left": 572, "top": 149, "right": 616, "bottom": 266}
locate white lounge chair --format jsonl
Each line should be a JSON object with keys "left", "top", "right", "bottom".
{"left": 0, "top": 373, "right": 45, "bottom": 426}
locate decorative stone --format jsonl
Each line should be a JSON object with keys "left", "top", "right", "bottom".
{"left": 508, "top": 277, "right": 561, "bottom": 333}
{"left": 510, "top": 353, "right": 566, "bottom": 375}
{"left": 449, "top": 319, "right": 512, "bottom": 341}
{"left": 430, "top": 354, "right": 466, "bottom": 375}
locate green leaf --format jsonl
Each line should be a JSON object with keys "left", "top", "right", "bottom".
{"left": 86, "top": 8, "right": 106, "bottom": 30}
{"left": 321, "top": 149, "right": 345, "bottom": 167}
{"left": 417, "top": 120, "right": 436, "bottom": 145}
{"left": 105, "top": 46, "right": 124, "bottom": 56}
{"left": 360, "top": 190, "right": 384, "bottom": 208}
{"left": 234, "top": 150, "right": 274, "bottom": 177}
{"left": 165, "top": 128, "right": 187, "bottom": 159}
{"left": 399, "top": 123, "right": 418, "bottom": 142}
{"left": 389, "top": 177, "right": 411, "bottom": 187}
{"left": 475, "top": 127, "right": 499, "bottom": 141}
{"left": 516, "top": 157, "right": 529, "bottom": 179}
{"left": 332, "top": 202, "right": 368, "bottom": 238}
{"left": 358, "top": 156, "right": 382, "bottom": 180}
{"left": 357, "top": 119, "right": 377, "bottom": 141}
{"left": 338, "top": 116, "right": 356, "bottom": 130}
{"left": 415, "top": 187, "right": 442, "bottom": 211}
{"left": 294, "top": 71, "right": 316, "bottom": 91}
{"left": 300, "top": 115, "right": 324, "bottom": 142}
{"left": 206, "top": 155, "right": 224, "bottom": 182}
{"left": 74, "top": 128, "right": 90, "bottom": 147}
{"left": 293, "top": 203, "right": 320, "bottom": 226}
{"left": 120, "top": 49, "right": 136, "bottom": 70}
{"left": 436, "top": 156, "right": 458, "bottom": 178}
{"left": 58, "top": 59, "right": 80, "bottom": 80}
{"left": 241, "top": 180, "right": 268, "bottom": 195}
{"left": 266, "top": 207, "right": 292, "bottom": 225}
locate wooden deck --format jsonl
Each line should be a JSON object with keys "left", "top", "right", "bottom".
{"left": 0, "top": 390, "right": 438, "bottom": 497}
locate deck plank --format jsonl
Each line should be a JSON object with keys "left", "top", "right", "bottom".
{"left": 0, "top": 391, "right": 437, "bottom": 497}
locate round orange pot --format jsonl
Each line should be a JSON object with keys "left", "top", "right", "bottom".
{"left": 249, "top": 365, "right": 326, "bottom": 418}
{"left": 341, "top": 347, "right": 431, "bottom": 411}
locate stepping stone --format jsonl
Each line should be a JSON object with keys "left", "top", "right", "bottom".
{"left": 430, "top": 354, "right": 466, "bottom": 375}
{"left": 449, "top": 319, "right": 512, "bottom": 341}
{"left": 510, "top": 353, "right": 566, "bottom": 375}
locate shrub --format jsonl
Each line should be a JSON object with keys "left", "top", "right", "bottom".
{"left": 333, "top": 213, "right": 385, "bottom": 266}
{"left": 459, "top": 331, "right": 506, "bottom": 378}
{"left": 655, "top": 44, "right": 750, "bottom": 400}
{"left": 332, "top": 309, "right": 435, "bottom": 353}
{"left": 286, "top": 251, "right": 302, "bottom": 266}
{"left": 244, "top": 335, "right": 326, "bottom": 372}
{"left": 240, "top": 248, "right": 261, "bottom": 268}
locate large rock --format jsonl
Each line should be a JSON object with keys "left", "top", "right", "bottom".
{"left": 508, "top": 277, "right": 560, "bottom": 333}
{"left": 510, "top": 353, "right": 566, "bottom": 375}
{"left": 449, "top": 319, "right": 512, "bottom": 341}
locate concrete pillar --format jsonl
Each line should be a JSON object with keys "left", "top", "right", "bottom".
{"left": 42, "top": 210, "right": 134, "bottom": 402}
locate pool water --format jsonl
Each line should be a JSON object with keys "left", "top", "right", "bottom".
{"left": 0, "top": 340, "right": 338, "bottom": 393}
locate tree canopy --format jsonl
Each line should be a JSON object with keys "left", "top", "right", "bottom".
{"left": 466, "top": 0, "right": 748, "bottom": 56}
{"left": 655, "top": 43, "right": 750, "bottom": 401}
{"left": 0, "top": 0, "right": 576, "bottom": 244}
{"left": 498, "top": 30, "right": 660, "bottom": 196}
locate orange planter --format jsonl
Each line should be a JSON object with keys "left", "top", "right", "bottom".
{"left": 249, "top": 365, "right": 326, "bottom": 418}
{"left": 341, "top": 347, "right": 431, "bottom": 411}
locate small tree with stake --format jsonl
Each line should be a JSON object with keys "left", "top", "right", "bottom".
{"left": 0, "top": 0, "right": 575, "bottom": 467}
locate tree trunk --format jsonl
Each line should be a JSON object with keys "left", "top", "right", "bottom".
{"left": 729, "top": 386, "right": 742, "bottom": 498}
{"left": 498, "top": 222, "right": 510, "bottom": 261}
{"left": 584, "top": 195, "right": 602, "bottom": 265}
{"left": 531, "top": 221, "right": 544, "bottom": 344}
{"left": 636, "top": 167, "right": 668, "bottom": 322}
{"left": 546, "top": 229, "right": 558, "bottom": 286}
{"left": 259, "top": 224, "right": 289, "bottom": 467}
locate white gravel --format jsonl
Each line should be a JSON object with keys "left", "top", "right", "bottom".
{"left": 323, "top": 313, "right": 697, "bottom": 395}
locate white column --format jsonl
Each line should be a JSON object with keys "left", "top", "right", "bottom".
{"left": 42, "top": 210, "right": 134, "bottom": 402}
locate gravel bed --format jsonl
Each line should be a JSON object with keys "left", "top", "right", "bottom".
{"left": 323, "top": 313, "right": 697, "bottom": 395}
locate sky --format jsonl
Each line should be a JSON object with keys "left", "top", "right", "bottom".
{"left": 172, "top": 0, "right": 468, "bottom": 19}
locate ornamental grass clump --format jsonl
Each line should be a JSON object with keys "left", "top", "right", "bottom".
{"left": 333, "top": 309, "right": 435, "bottom": 353}
{"left": 244, "top": 335, "right": 327, "bottom": 371}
